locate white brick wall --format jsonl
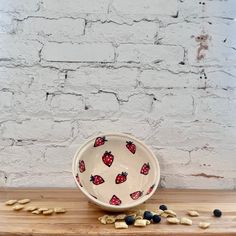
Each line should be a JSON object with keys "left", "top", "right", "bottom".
{"left": 0, "top": 0, "right": 236, "bottom": 189}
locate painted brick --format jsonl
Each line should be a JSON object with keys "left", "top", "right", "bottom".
{"left": 117, "top": 44, "right": 184, "bottom": 64}
{"left": 41, "top": 42, "right": 114, "bottom": 62}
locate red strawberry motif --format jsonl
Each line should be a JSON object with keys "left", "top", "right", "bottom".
{"left": 109, "top": 195, "right": 122, "bottom": 206}
{"left": 115, "top": 172, "right": 128, "bottom": 184}
{"left": 94, "top": 136, "right": 107, "bottom": 147}
{"left": 126, "top": 141, "right": 136, "bottom": 154}
{"left": 90, "top": 175, "right": 105, "bottom": 185}
{"left": 79, "top": 160, "right": 86, "bottom": 173}
{"left": 140, "top": 162, "right": 150, "bottom": 175}
{"left": 146, "top": 184, "right": 155, "bottom": 195}
{"left": 102, "top": 151, "right": 114, "bottom": 167}
{"left": 130, "top": 191, "right": 143, "bottom": 200}
{"left": 76, "top": 174, "right": 83, "bottom": 187}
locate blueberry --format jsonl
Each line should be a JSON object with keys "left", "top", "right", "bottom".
{"left": 143, "top": 211, "right": 153, "bottom": 220}
{"left": 213, "top": 209, "right": 222, "bottom": 217}
{"left": 159, "top": 205, "right": 167, "bottom": 211}
{"left": 153, "top": 214, "right": 161, "bottom": 223}
{"left": 124, "top": 215, "right": 135, "bottom": 225}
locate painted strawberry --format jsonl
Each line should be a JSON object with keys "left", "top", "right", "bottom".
{"left": 94, "top": 136, "right": 107, "bottom": 147}
{"left": 130, "top": 191, "right": 143, "bottom": 200}
{"left": 140, "top": 162, "right": 150, "bottom": 175}
{"left": 109, "top": 195, "right": 122, "bottom": 206}
{"left": 102, "top": 151, "right": 114, "bottom": 167}
{"left": 79, "top": 160, "right": 86, "bottom": 173}
{"left": 146, "top": 184, "right": 155, "bottom": 195}
{"left": 90, "top": 175, "right": 105, "bottom": 185}
{"left": 115, "top": 172, "right": 128, "bottom": 184}
{"left": 126, "top": 141, "right": 136, "bottom": 154}
{"left": 76, "top": 174, "right": 82, "bottom": 187}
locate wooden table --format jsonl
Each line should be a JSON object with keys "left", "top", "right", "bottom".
{"left": 0, "top": 188, "right": 236, "bottom": 235}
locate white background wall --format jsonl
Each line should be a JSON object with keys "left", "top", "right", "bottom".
{"left": 0, "top": 0, "right": 236, "bottom": 188}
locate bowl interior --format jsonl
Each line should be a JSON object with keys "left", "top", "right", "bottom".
{"left": 73, "top": 133, "right": 160, "bottom": 208}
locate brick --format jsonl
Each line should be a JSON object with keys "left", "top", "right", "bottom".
{"left": 0, "top": 146, "right": 43, "bottom": 173}
{"left": 85, "top": 21, "right": 157, "bottom": 43}
{"left": 1, "top": 119, "right": 72, "bottom": 141}
{"left": 0, "top": 0, "right": 39, "bottom": 13}
{"left": 40, "top": 0, "right": 109, "bottom": 15}
{"left": 121, "top": 94, "right": 153, "bottom": 113}
{"left": 155, "top": 94, "right": 194, "bottom": 117}
{"left": 18, "top": 18, "right": 85, "bottom": 41}
{"left": 207, "top": 70, "right": 236, "bottom": 89}
{"left": 117, "top": 44, "right": 183, "bottom": 64}
{"left": 87, "top": 93, "right": 119, "bottom": 112}
{"left": 66, "top": 67, "right": 138, "bottom": 92}
{"left": 139, "top": 69, "right": 204, "bottom": 88}
{"left": 0, "top": 35, "right": 41, "bottom": 66}
{"left": 50, "top": 94, "right": 84, "bottom": 111}
{"left": 112, "top": 0, "right": 177, "bottom": 16}
{"left": 195, "top": 96, "right": 236, "bottom": 126}
{"left": 78, "top": 119, "right": 153, "bottom": 140}
{"left": 0, "top": 67, "right": 61, "bottom": 91}
{"left": 43, "top": 146, "right": 77, "bottom": 172}
{"left": 6, "top": 172, "right": 75, "bottom": 187}
{"left": 161, "top": 175, "right": 235, "bottom": 189}
{"left": 41, "top": 42, "right": 114, "bottom": 62}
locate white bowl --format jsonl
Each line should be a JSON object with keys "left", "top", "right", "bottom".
{"left": 72, "top": 133, "right": 160, "bottom": 211}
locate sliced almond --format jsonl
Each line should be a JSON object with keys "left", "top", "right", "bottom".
{"left": 38, "top": 207, "right": 49, "bottom": 212}
{"left": 18, "top": 199, "right": 31, "bottom": 204}
{"left": 54, "top": 207, "right": 66, "bottom": 213}
{"left": 115, "top": 221, "right": 128, "bottom": 229}
{"left": 188, "top": 210, "right": 199, "bottom": 217}
{"left": 106, "top": 216, "right": 116, "bottom": 224}
{"left": 161, "top": 212, "right": 169, "bottom": 218}
{"left": 25, "top": 206, "right": 38, "bottom": 212}
{"left": 180, "top": 217, "right": 192, "bottom": 225}
{"left": 199, "top": 222, "right": 210, "bottom": 229}
{"left": 167, "top": 217, "right": 180, "bottom": 224}
{"left": 5, "top": 200, "right": 17, "bottom": 206}
{"left": 32, "top": 210, "right": 40, "bottom": 215}
{"left": 43, "top": 209, "right": 54, "bottom": 215}
{"left": 164, "top": 210, "right": 177, "bottom": 217}
{"left": 13, "top": 204, "right": 24, "bottom": 211}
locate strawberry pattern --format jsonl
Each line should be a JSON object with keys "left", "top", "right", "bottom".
{"left": 75, "top": 136, "right": 156, "bottom": 206}
{"left": 130, "top": 191, "right": 143, "bottom": 200}
{"left": 79, "top": 160, "right": 86, "bottom": 173}
{"left": 90, "top": 175, "right": 105, "bottom": 185}
{"left": 140, "top": 162, "right": 150, "bottom": 175}
{"left": 109, "top": 195, "right": 122, "bottom": 205}
{"left": 126, "top": 141, "right": 136, "bottom": 154}
{"left": 94, "top": 136, "right": 107, "bottom": 147}
{"left": 146, "top": 184, "right": 155, "bottom": 195}
{"left": 102, "top": 151, "right": 114, "bottom": 167}
{"left": 115, "top": 172, "right": 128, "bottom": 184}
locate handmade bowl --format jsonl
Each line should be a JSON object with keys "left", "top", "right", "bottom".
{"left": 72, "top": 133, "right": 160, "bottom": 211}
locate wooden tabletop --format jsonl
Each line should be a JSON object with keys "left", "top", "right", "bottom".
{"left": 0, "top": 188, "right": 236, "bottom": 236}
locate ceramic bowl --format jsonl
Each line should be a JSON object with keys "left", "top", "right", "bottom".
{"left": 72, "top": 133, "right": 160, "bottom": 211}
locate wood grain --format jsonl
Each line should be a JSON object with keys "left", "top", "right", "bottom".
{"left": 0, "top": 188, "right": 236, "bottom": 236}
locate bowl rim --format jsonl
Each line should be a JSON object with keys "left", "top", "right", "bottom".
{"left": 72, "top": 132, "right": 160, "bottom": 210}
